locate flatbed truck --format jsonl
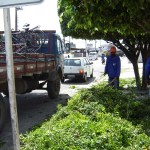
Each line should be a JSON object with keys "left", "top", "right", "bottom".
{"left": 0, "top": 30, "right": 65, "bottom": 131}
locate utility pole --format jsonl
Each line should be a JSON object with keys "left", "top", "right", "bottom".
{"left": 15, "top": 7, "right": 23, "bottom": 31}
{"left": 95, "top": 40, "right": 97, "bottom": 51}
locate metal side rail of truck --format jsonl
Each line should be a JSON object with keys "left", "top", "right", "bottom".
{"left": 0, "top": 30, "right": 65, "bottom": 131}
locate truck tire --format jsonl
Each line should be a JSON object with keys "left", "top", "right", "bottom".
{"left": 47, "top": 74, "right": 60, "bottom": 99}
{"left": 0, "top": 94, "right": 6, "bottom": 132}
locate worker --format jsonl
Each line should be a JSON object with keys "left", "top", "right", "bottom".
{"left": 104, "top": 46, "right": 121, "bottom": 89}
{"left": 101, "top": 53, "right": 105, "bottom": 64}
{"left": 145, "top": 57, "right": 150, "bottom": 95}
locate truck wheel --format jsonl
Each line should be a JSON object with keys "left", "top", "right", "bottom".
{"left": 47, "top": 75, "right": 60, "bottom": 99}
{"left": 0, "top": 94, "right": 6, "bottom": 132}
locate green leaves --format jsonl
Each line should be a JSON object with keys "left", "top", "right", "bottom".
{"left": 20, "top": 83, "right": 150, "bottom": 149}
{"left": 57, "top": 0, "right": 150, "bottom": 39}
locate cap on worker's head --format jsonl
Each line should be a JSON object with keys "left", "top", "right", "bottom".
{"left": 110, "top": 46, "right": 116, "bottom": 53}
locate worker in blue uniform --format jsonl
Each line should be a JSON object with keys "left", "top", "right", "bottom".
{"left": 145, "top": 57, "right": 150, "bottom": 84}
{"left": 104, "top": 46, "right": 121, "bottom": 89}
{"left": 145, "top": 57, "right": 150, "bottom": 95}
{"left": 101, "top": 53, "right": 105, "bottom": 64}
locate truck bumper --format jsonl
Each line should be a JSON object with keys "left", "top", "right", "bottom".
{"left": 64, "top": 73, "right": 83, "bottom": 79}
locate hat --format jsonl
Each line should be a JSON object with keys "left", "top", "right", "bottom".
{"left": 110, "top": 46, "right": 116, "bottom": 53}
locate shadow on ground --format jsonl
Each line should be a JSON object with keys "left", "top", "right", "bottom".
{"left": 62, "top": 77, "right": 96, "bottom": 85}
{"left": 0, "top": 92, "right": 70, "bottom": 150}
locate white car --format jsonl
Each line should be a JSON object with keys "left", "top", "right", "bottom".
{"left": 62, "top": 57, "right": 93, "bottom": 82}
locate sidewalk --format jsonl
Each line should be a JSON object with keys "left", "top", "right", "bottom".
{"left": 120, "top": 57, "right": 143, "bottom": 79}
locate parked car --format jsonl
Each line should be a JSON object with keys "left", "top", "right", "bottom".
{"left": 89, "top": 51, "right": 98, "bottom": 60}
{"left": 62, "top": 57, "right": 93, "bottom": 82}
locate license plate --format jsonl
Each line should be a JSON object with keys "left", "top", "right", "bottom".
{"left": 67, "top": 75, "right": 75, "bottom": 78}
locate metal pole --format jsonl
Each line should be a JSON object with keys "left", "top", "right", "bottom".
{"left": 3, "top": 8, "right": 20, "bottom": 150}
{"left": 95, "top": 40, "right": 96, "bottom": 51}
{"left": 85, "top": 39, "right": 88, "bottom": 57}
{"left": 69, "top": 36, "right": 70, "bottom": 52}
{"left": 15, "top": 7, "right": 23, "bottom": 31}
{"left": 15, "top": 7, "right": 17, "bottom": 30}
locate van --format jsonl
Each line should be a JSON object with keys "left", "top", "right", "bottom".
{"left": 89, "top": 52, "right": 98, "bottom": 60}
{"left": 63, "top": 57, "right": 93, "bottom": 82}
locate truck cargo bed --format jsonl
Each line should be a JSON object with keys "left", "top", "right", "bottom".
{"left": 0, "top": 53, "right": 55, "bottom": 82}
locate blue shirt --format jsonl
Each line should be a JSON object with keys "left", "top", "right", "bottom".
{"left": 105, "top": 55, "right": 121, "bottom": 77}
{"left": 101, "top": 54, "right": 105, "bottom": 60}
{"left": 145, "top": 57, "right": 150, "bottom": 80}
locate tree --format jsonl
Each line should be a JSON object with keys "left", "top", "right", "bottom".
{"left": 57, "top": 0, "right": 150, "bottom": 90}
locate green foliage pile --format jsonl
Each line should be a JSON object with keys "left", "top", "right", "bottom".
{"left": 20, "top": 85, "right": 150, "bottom": 150}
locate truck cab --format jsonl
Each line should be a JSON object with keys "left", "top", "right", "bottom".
{"left": 37, "top": 31, "right": 65, "bottom": 80}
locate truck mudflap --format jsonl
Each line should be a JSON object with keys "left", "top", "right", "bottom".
{"left": 0, "top": 94, "right": 6, "bottom": 132}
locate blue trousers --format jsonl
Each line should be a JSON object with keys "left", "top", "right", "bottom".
{"left": 108, "top": 77, "right": 119, "bottom": 89}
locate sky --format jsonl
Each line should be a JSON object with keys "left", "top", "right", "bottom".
{"left": 0, "top": 0, "right": 107, "bottom": 48}
{"left": 0, "top": 0, "right": 61, "bottom": 33}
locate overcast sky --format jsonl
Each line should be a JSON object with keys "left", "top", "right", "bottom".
{"left": 0, "top": 0, "right": 61, "bottom": 34}
{"left": 0, "top": 0, "right": 107, "bottom": 48}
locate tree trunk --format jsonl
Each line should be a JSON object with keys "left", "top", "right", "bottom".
{"left": 131, "top": 60, "right": 141, "bottom": 90}
{"left": 141, "top": 62, "right": 147, "bottom": 90}
{"left": 112, "top": 38, "right": 143, "bottom": 90}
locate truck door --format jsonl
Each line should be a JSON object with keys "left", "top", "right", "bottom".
{"left": 56, "top": 36, "right": 64, "bottom": 75}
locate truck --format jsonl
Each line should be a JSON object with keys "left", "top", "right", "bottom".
{"left": 0, "top": 29, "right": 65, "bottom": 131}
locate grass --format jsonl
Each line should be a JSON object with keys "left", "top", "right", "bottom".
{"left": 69, "top": 85, "right": 76, "bottom": 89}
